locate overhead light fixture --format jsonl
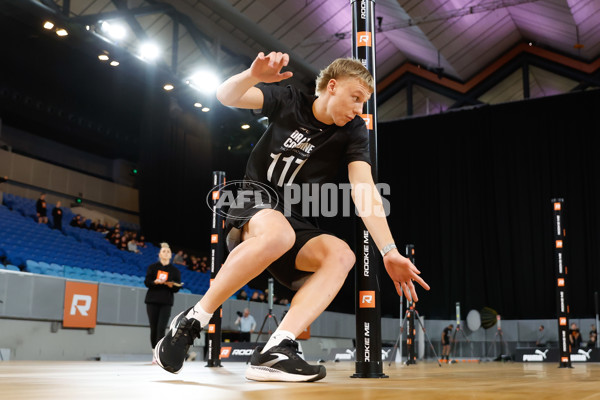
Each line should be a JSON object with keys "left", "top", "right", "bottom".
{"left": 56, "top": 29, "right": 68, "bottom": 37}
{"left": 43, "top": 21, "right": 54, "bottom": 30}
{"left": 140, "top": 42, "right": 160, "bottom": 61}
{"left": 110, "top": 60, "right": 119, "bottom": 67}
{"left": 201, "top": 107, "right": 210, "bottom": 112}
{"left": 194, "top": 102, "right": 202, "bottom": 108}
{"left": 98, "top": 54, "right": 109, "bottom": 61}
{"left": 241, "top": 124, "right": 250, "bottom": 130}
{"left": 101, "top": 21, "right": 126, "bottom": 40}
{"left": 163, "top": 84, "right": 174, "bottom": 91}
{"left": 189, "top": 70, "right": 220, "bottom": 94}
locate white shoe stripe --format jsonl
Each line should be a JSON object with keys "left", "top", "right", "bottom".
{"left": 245, "top": 366, "right": 320, "bottom": 382}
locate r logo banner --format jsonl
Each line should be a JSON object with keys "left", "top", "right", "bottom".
{"left": 63, "top": 281, "right": 98, "bottom": 328}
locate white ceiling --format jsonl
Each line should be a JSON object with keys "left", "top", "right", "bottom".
{"left": 43, "top": 0, "right": 600, "bottom": 121}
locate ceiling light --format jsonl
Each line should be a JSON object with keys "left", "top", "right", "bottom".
{"left": 163, "top": 84, "right": 174, "bottom": 91}
{"left": 43, "top": 21, "right": 54, "bottom": 30}
{"left": 140, "top": 43, "right": 160, "bottom": 61}
{"left": 110, "top": 61, "right": 119, "bottom": 67}
{"left": 241, "top": 124, "right": 250, "bottom": 130}
{"left": 189, "top": 70, "right": 220, "bottom": 94}
{"left": 201, "top": 107, "right": 210, "bottom": 112}
{"left": 98, "top": 54, "right": 109, "bottom": 61}
{"left": 101, "top": 21, "right": 126, "bottom": 40}
{"left": 194, "top": 102, "right": 202, "bottom": 108}
{"left": 56, "top": 29, "right": 68, "bottom": 37}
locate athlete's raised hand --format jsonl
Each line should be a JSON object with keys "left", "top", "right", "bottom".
{"left": 249, "top": 52, "right": 294, "bottom": 83}
{"left": 383, "top": 249, "right": 430, "bottom": 302}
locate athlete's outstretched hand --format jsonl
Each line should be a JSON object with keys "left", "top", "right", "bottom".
{"left": 383, "top": 249, "right": 430, "bottom": 302}
{"left": 250, "top": 52, "right": 294, "bottom": 83}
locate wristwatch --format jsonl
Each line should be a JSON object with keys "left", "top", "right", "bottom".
{"left": 381, "top": 243, "right": 397, "bottom": 257}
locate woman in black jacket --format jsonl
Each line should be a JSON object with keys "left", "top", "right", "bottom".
{"left": 145, "top": 243, "right": 182, "bottom": 356}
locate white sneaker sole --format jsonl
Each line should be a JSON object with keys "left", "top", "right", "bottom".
{"left": 245, "top": 365, "right": 325, "bottom": 382}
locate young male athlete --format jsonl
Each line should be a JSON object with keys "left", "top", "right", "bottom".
{"left": 154, "top": 51, "right": 430, "bottom": 382}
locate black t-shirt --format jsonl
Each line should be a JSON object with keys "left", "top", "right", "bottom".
{"left": 243, "top": 84, "right": 371, "bottom": 219}
{"left": 443, "top": 327, "right": 452, "bottom": 342}
{"left": 52, "top": 207, "right": 62, "bottom": 226}
{"left": 52, "top": 207, "right": 62, "bottom": 220}
{"left": 144, "top": 262, "right": 182, "bottom": 305}
{"left": 36, "top": 199, "right": 47, "bottom": 216}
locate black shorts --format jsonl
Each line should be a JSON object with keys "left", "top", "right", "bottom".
{"left": 225, "top": 190, "right": 328, "bottom": 291}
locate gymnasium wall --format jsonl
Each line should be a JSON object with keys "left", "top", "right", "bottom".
{"left": 1, "top": 269, "right": 594, "bottom": 361}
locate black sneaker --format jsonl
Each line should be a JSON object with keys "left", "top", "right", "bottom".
{"left": 246, "top": 339, "right": 326, "bottom": 382}
{"left": 154, "top": 307, "right": 202, "bottom": 374}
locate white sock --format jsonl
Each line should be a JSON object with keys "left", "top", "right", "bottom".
{"left": 261, "top": 329, "right": 296, "bottom": 353}
{"left": 186, "top": 303, "right": 213, "bottom": 328}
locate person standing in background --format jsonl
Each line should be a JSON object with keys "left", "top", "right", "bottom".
{"left": 234, "top": 308, "right": 257, "bottom": 342}
{"left": 535, "top": 325, "right": 547, "bottom": 347}
{"left": 52, "top": 201, "right": 63, "bottom": 230}
{"left": 144, "top": 243, "right": 182, "bottom": 361}
{"left": 587, "top": 325, "right": 597, "bottom": 349}
{"left": 36, "top": 193, "right": 48, "bottom": 224}
{"left": 441, "top": 324, "right": 453, "bottom": 362}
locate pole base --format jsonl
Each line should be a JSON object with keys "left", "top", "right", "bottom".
{"left": 351, "top": 361, "right": 389, "bottom": 378}
{"left": 205, "top": 361, "right": 222, "bottom": 368}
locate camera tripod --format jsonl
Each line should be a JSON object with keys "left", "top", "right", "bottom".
{"left": 449, "top": 323, "right": 474, "bottom": 360}
{"left": 254, "top": 308, "right": 279, "bottom": 342}
{"left": 485, "top": 326, "right": 507, "bottom": 360}
{"left": 389, "top": 303, "right": 441, "bottom": 367}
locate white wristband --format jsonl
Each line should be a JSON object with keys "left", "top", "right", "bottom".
{"left": 381, "top": 243, "right": 397, "bottom": 257}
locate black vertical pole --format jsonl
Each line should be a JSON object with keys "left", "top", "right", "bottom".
{"left": 595, "top": 292, "right": 600, "bottom": 349}
{"left": 405, "top": 244, "right": 416, "bottom": 364}
{"left": 351, "top": 0, "right": 386, "bottom": 379}
{"left": 551, "top": 198, "right": 571, "bottom": 368}
{"left": 206, "top": 171, "right": 226, "bottom": 367}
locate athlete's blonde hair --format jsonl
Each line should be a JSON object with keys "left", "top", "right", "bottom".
{"left": 160, "top": 242, "right": 170, "bottom": 249}
{"left": 315, "top": 58, "right": 374, "bottom": 96}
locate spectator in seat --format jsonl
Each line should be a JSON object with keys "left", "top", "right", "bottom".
{"left": 249, "top": 291, "right": 260, "bottom": 302}
{"left": 119, "top": 235, "right": 129, "bottom": 251}
{"left": 70, "top": 215, "right": 80, "bottom": 227}
{"left": 173, "top": 250, "right": 185, "bottom": 265}
{"left": 128, "top": 236, "right": 140, "bottom": 253}
{"left": 138, "top": 235, "right": 147, "bottom": 248}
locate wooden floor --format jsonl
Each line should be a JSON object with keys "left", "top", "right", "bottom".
{"left": 1, "top": 360, "right": 599, "bottom": 400}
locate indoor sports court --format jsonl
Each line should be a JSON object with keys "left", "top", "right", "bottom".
{"left": 1, "top": 0, "right": 599, "bottom": 398}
